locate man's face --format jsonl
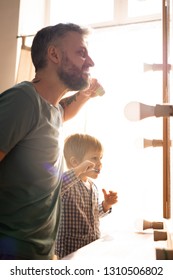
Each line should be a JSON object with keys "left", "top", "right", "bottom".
{"left": 57, "top": 32, "right": 94, "bottom": 91}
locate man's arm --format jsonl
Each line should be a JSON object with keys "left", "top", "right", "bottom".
{"left": 60, "top": 91, "right": 89, "bottom": 121}
{"left": 0, "top": 150, "right": 6, "bottom": 161}
{"left": 60, "top": 78, "right": 104, "bottom": 121}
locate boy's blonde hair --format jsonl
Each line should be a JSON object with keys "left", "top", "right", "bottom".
{"left": 64, "top": 134, "right": 103, "bottom": 168}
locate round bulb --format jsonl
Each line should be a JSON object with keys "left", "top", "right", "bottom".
{"left": 124, "top": 102, "right": 141, "bottom": 121}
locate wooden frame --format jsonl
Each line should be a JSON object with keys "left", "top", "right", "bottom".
{"left": 162, "top": 0, "right": 171, "bottom": 219}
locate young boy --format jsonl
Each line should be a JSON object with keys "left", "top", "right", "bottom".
{"left": 55, "top": 133, "right": 118, "bottom": 258}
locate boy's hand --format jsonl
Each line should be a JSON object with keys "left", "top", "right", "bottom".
{"left": 73, "top": 160, "right": 95, "bottom": 177}
{"left": 102, "top": 189, "right": 118, "bottom": 212}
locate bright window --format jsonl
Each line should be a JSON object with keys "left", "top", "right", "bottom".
{"left": 50, "top": 0, "right": 114, "bottom": 26}
{"left": 63, "top": 21, "right": 166, "bottom": 228}
{"left": 128, "top": 0, "right": 161, "bottom": 18}
{"left": 49, "top": 0, "right": 173, "bottom": 229}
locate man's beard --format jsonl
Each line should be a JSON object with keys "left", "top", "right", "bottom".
{"left": 58, "top": 54, "right": 90, "bottom": 91}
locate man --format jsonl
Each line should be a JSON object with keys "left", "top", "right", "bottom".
{"left": 0, "top": 23, "right": 103, "bottom": 260}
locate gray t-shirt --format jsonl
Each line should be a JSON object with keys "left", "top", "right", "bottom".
{"left": 0, "top": 81, "right": 64, "bottom": 259}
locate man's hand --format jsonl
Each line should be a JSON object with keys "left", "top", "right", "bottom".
{"left": 79, "top": 78, "right": 105, "bottom": 98}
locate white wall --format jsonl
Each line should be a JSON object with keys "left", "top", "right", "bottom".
{"left": 0, "top": 0, "right": 20, "bottom": 92}
{"left": 0, "top": 0, "right": 48, "bottom": 93}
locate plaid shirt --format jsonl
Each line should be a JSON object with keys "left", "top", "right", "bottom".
{"left": 55, "top": 169, "right": 111, "bottom": 258}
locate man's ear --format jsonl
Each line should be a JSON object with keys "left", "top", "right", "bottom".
{"left": 69, "top": 156, "right": 79, "bottom": 167}
{"left": 47, "top": 45, "right": 61, "bottom": 63}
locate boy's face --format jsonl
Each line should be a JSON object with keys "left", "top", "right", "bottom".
{"left": 80, "top": 149, "right": 103, "bottom": 180}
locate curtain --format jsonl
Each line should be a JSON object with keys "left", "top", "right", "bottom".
{"left": 16, "top": 36, "right": 35, "bottom": 83}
